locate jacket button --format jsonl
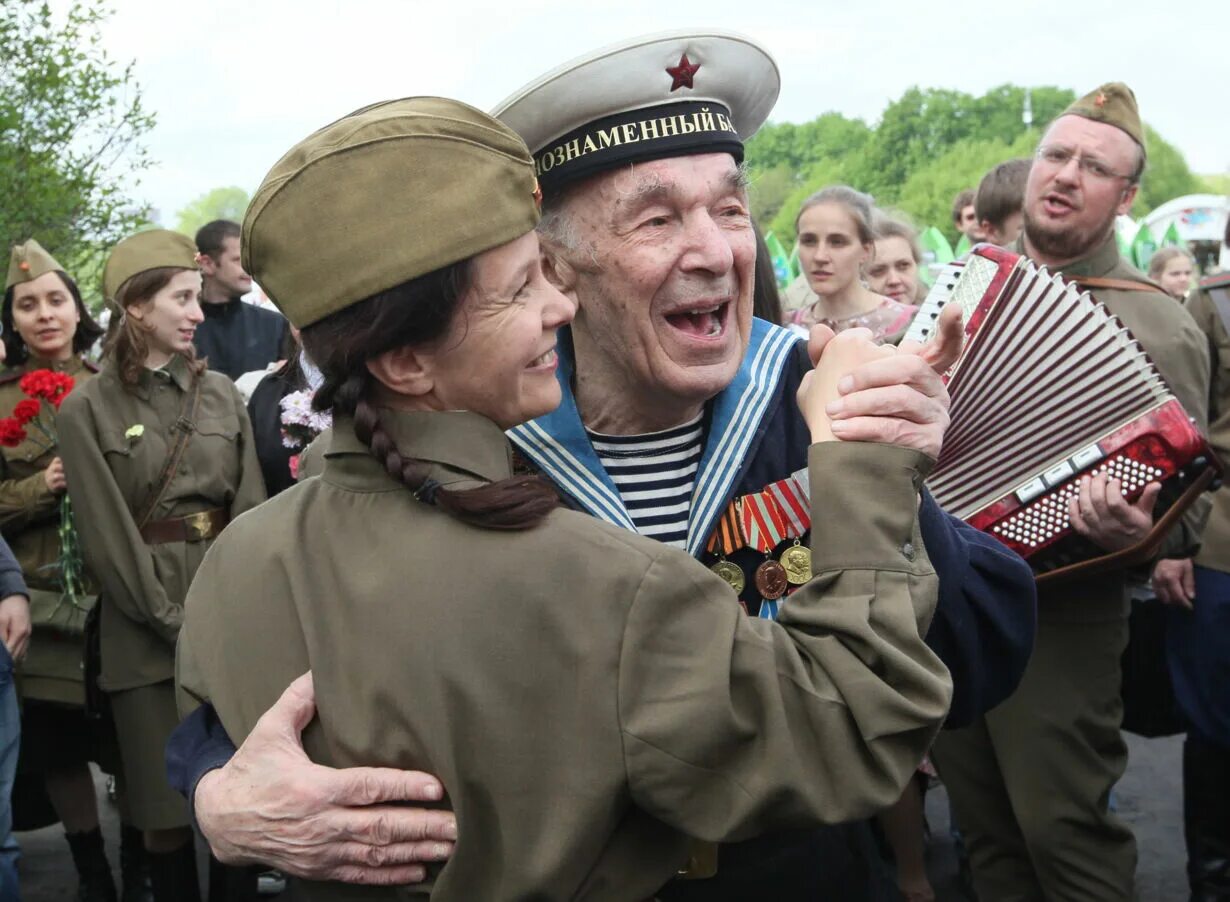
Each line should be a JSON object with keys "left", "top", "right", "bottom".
{"left": 902, "top": 541, "right": 916, "bottom": 561}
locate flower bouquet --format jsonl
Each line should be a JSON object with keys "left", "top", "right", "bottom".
{"left": 0, "top": 370, "right": 87, "bottom": 612}
{"left": 279, "top": 389, "right": 332, "bottom": 479}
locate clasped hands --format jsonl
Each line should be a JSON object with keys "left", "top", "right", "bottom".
{"left": 796, "top": 303, "right": 963, "bottom": 459}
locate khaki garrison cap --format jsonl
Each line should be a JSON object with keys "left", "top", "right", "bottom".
{"left": 243, "top": 97, "right": 541, "bottom": 329}
{"left": 6, "top": 239, "right": 64, "bottom": 292}
{"left": 1063, "top": 82, "right": 1146, "bottom": 154}
{"left": 103, "top": 230, "right": 199, "bottom": 305}
{"left": 493, "top": 30, "right": 780, "bottom": 195}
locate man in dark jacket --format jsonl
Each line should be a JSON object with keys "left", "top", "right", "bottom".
{"left": 0, "top": 495, "right": 31, "bottom": 901}
{"left": 193, "top": 220, "right": 289, "bottom": 380}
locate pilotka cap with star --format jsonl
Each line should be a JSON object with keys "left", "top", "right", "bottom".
{"left": 493, "top": 30, "right": 780, "bottom": 196}
{"left": 1062, "top": 82, "right": 1145, "bottom": 156}
{"left": 244, "top": 96, "right": 541, "bottom": 328}
{"left": 6, "top": 239, "right": 63, "bottom": 292}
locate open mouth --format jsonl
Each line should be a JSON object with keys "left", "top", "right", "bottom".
{"left": 1042, "top": 192, "right": 1077, "bottom": 215}
{"left": 664, "top": 301, "right": 729, "bottom": 340}
{"left": 528, "top": 347, "right": 557, "bottom": 369}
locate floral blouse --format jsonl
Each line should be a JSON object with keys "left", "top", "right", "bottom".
{"left": 788, "top": 296, "right": 919, "bottom": 346}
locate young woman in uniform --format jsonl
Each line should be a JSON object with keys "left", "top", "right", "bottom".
{"left": 176, "top": 97, "right": 954, "bottom": 901}
{"left": 0, "top": 241, "right": 142, "bottom": 901}
{"left": 58, "top": 230, "right": 265, "bottom": 902}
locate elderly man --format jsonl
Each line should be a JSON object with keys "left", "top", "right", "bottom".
{"left": 167, "top": 33, "right": 1035, "bottom": 898}
{"left": 931, "top": 83, "right": 1211, "bottom": 902}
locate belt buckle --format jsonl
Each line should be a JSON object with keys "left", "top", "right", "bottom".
{"left": 677, "top": 840, "right": 718, "bottom": 879}
{"left": 183, "top": 511, "right": 212, "bottom": 542}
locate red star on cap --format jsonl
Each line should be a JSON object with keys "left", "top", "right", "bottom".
{"left": 1094, "top": 92, "right": 1107, "bottom": 108}
{"left": 666, "top": 53, "right": 700, "bottom": 92}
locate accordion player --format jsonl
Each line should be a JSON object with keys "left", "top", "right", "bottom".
{"left": 903, "top": 244, "right": 1221, "bottom": 581}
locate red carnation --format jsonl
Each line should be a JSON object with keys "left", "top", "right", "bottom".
{"left": 19, "top": 369, "right": 75, "bottom": 407}
{"left": 12, "top": 399, "right": 41, "bottom": 425}
{"left": 0, "top": 418, "right": 27, "bottom": 448}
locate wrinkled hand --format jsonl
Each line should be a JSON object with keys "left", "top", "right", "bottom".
{"left": 1069, "top": 472, "right": 1160, "bottom": 552}
{"left": 43, "top": 457, "right": 66, "bottom": 494}
{"left": 1152, "top": 558, "right": 1195, "bottom": 610}
{"left": 0, "top": 595, "right": 30, "bottom": 659}
{"left": 195, "top": 673, "right": 456, "bottom": 884}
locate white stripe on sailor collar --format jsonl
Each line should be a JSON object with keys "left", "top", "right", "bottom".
{"left": 508, "top": 319, "right": 803, "bottom": 557}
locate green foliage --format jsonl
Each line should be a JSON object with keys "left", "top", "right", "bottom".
{"left": 1202, "top": 173, "right": 1230, "bottom": 195}
{"left": 745, "top": 84, "right": 1199, "bottom": 249}
{"left": 1134, "top": 125, "right": 1203, "bottom": 217}
{"left": 175, "top": 186, "right": 251, "bottom": 237}
{"left": 0, "top": 1, "right": 155, "bottom": 305}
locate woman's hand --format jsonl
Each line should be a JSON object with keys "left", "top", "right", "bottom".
{"left": 43, "top": 457, "right": 67, "bottom": 494}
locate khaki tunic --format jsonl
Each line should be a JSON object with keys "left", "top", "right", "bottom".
{"left": 1185, "top": 274, "right": 1230, "bottom": 571}
{"left": 0, "top": 355, "right": 99, "bottom": 704}
{"left": 1019, "top": 233, "right": 1211, "bottom": 617}
{"left": 178, "top": 409, "right": 953, "bottom": 902}
{"left": 931, "top": 234, "right": 1212, "bottom": 901}
{"left": 58, "top": 354, "right": 265, "bottom": 692}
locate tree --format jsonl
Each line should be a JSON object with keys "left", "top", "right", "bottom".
{"left": 175, "top": 187, "right": 251, "bottom": 237}
{"left": 0, "top": 1, "right": 155, "bottom": 301}
{"left": 1134, "top": 126, "right": 1203, "bottom": 217}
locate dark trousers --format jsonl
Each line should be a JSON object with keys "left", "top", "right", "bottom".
{"left": 932, "top": 612, "right": 1135, "bottom": 901}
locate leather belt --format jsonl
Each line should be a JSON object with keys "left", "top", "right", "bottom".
{"left": 139, "top": 509, "right": 228, "bottom": 545}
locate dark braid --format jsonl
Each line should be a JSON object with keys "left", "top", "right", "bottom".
{"left": 301, "top": 260, "right": 559, "bottom": 531}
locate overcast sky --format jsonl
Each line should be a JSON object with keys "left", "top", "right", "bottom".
{"left": 92, "top": 0, "right": 1228, "bottom": 223}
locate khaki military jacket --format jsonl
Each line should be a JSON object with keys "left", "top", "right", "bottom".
{"left": 0, "top": 355, "right": 101, "bottom": 702}
{"left": 58, "top": 355, "right": 265, "bottom": 691}
{"left": 178, "top": 409, "right": 953, "bottom": 902}
{"left": 1186, "top": 273, "right": 1230, "bottom": 572}
{"left": 1011, "top": 234, "right": 1211, "bottom": 618}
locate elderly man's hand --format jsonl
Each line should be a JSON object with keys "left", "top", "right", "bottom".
{"left": 1068, "top": 472, "right": 1161, "bottom": 552}
{"left": 195, "top": 673, "right": 456, "bottom": 884}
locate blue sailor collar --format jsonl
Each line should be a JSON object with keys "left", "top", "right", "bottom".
{"left": 508, "top": 317, "right": 803, "bottom": 558}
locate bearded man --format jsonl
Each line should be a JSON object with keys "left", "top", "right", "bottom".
{"left": 931, "top": 83, "right": 1210, "bottom": 902}
{"left": 167, "top": 33, "right": 1036, "bottom": 898}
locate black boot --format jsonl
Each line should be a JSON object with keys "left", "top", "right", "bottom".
{"left": 65, "top": 828, "right": 119, "bottom": 902}
{"left": 147, "top": 841, "right": 201, "bottom": 902}
{"left": 119, "top": 824, "right": 154, "bottom": 902}
{"left": 1184, "top": 735, "right": 1230, "bottom": 901}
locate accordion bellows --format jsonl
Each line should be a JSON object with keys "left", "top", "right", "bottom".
{"left": 904, "top": 245, "right": 1217, "bottom": 575}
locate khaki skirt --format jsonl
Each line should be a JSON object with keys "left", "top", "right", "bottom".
{"left": 108, "top": 680, "right": 189, "bottom": 831}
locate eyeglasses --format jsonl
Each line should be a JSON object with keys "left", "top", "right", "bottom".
{"left": 1035, "top": 145, "right": 1132, "bottom": 182}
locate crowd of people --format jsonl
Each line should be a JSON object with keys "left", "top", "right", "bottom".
{"left": 0, "top": 28, "right": 1225, "bottom": 902}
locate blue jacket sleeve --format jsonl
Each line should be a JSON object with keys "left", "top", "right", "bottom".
{"left": 0, "top": 536, "right": 28, "bottom": 602}
{"left": 918, "top": 491, "right": 1037, "bottom": 727}
{"left": 165, "top": 703, "right": 237, "bottom": 812}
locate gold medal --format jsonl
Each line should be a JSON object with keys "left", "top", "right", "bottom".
{"left": 780, "top": 542, "right": 812, "bottom": 585}
{"left": 711, "top": 559, "right": 745, "bottom": 594}
{"left": 755, "top": 559, "right": 788, "bottom": 600}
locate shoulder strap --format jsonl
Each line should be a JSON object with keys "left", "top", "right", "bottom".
{"left": 1199, "top": 272, "right": 1230, "bottom": 291}
{"left": 133, "top": 377, "right": 202, "bottom": 529}
{"left": 1071, "top": 275, "right": 1159, "bottom": 293}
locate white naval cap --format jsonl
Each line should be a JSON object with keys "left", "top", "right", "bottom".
{"left": 492, "top": 29, "right": 780, "bottom": 195}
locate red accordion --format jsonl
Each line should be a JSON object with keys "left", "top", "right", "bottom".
{"left": 903, "top": 245, "right": 1220, "bottom": 580}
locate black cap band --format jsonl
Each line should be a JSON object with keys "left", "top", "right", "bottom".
{"left": 533, "top": 100, "right": 743, "bottom": 194}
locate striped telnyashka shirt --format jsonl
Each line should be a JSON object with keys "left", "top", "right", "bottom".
{"left": 586, "top": 414, "right": 704, "bottom": 549}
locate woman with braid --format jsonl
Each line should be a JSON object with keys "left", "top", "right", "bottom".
{"left": 57, "top": 229, "right": 265, "bottom": 902}
{"left": 173, "top": 97, "right": 954, "bottom": 901}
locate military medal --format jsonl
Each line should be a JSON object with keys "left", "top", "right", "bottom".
{"left": 711, "top": 559, "right": 745, "bottom": 594}
{"left": 766, "top": 472, "right": 813, "bottom": 585}
{"left": 706, "top": 503, "right": 747, "bottom": 596}
{"left": 780, "top": 541, "right": 812, "bottom": 585}
{"left": 754, "top": 559, "right": 788, "bottom": 599}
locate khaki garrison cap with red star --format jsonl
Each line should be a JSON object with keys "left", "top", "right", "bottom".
{"left": 6, "top": 239, "right": 63, "bottom": 293}
{"left": 493, "top": 30, "right": 780, "bottom": 195}
{"left": 1062, "top": 82, "right": 1145, "bottom": 156}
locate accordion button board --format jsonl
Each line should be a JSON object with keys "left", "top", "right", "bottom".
{"left": 906, "top": 243, "right": 1221, "bottom": 576}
